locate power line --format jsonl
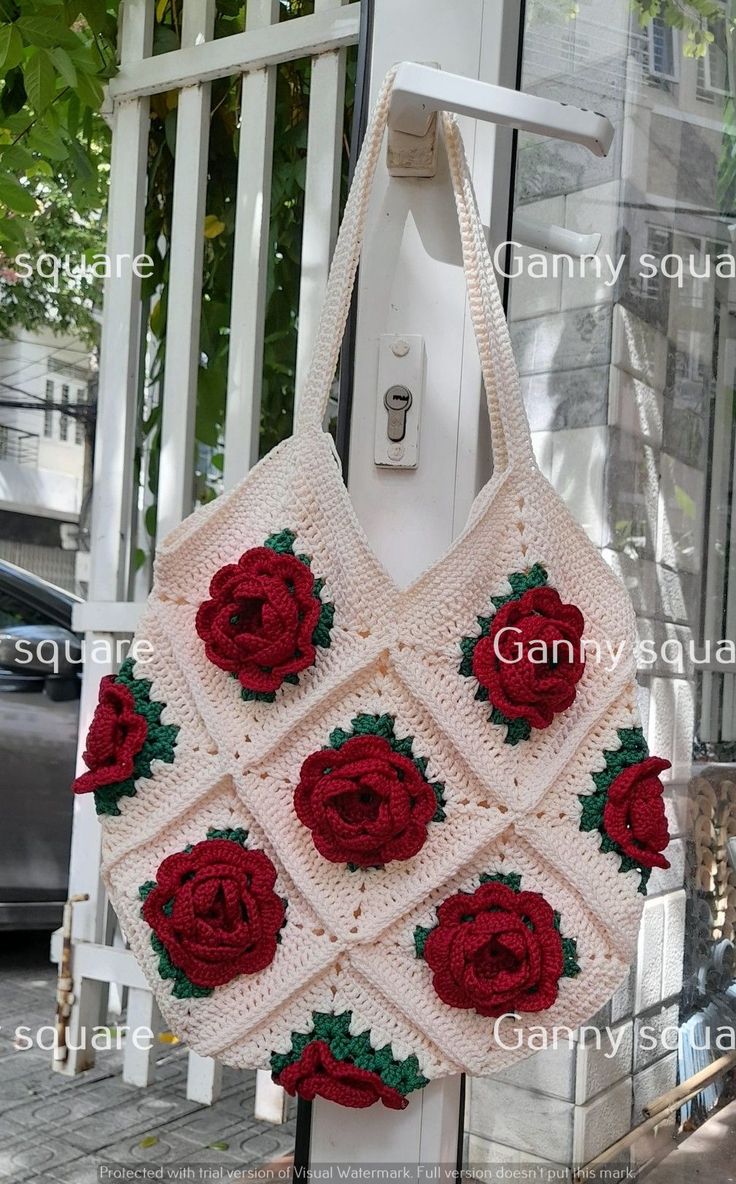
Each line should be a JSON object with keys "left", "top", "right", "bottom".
{"left": 0, "top": 397, "right": 96, "bottom": 423}
{"left": 0, "top": 342, "right": 94, "bottom": 386}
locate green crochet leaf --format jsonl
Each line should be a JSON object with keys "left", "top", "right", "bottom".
{"left": 432, "top": 782, "right": 446, "bottom": 822}
{"left": 327, "top": 726, "right": 353, "bottom": 749}
{"left": 312, "top": 600, "right": 335, "bottom": 649}
{"left": 414, "top": 925, "right": 433, "bottom": 959}
{"left": 592, "top": 766, "right": 617, "bottom": 792}
{"left": 579, "top": 791, "right": 605, "bottom": 832}
{"left": 149, "top": 932, "right": 212, "bottom": 1000}
{"left": 507, "top": 564, "right": 548, "bottom": 599}
{"left": 94, "top": 778, "right": 137, "bottom": 817}
{"left": 562, "top": 937, "right": 581, "bottom": 978}
{"left": 391, "top": 735, "right": 415, "bottom": 758}
{"left": 241, "top": 685, "right": 277, "bottom": 703}
{"left": 352, "top": 713, "right": 396, "bottom": 740}
{"left": 206, "top": 827, "right": 248, "bottom": 846}
{"left": 458, "top": 634, "right": 477, "bottom": 678}
{"left": 479, "top": 871, "right": 522, "bottom": 892}
{"left": 264, "top": 528, "right": 297, "bottom": 554}
{"left": 488, "top": 707, "right": 531, "bottom": 746}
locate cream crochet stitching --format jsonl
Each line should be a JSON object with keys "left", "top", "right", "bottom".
{"left": 96, "top": 69, "right": 658, "bottom": 1089}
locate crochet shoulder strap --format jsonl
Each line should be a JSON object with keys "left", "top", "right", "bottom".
{"left": 293, "top": 66, "right": 534, "bottom": 472}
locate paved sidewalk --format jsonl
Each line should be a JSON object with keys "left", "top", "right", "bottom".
{"left": 0, "top": 933, "right": 295, "bottom": 1183}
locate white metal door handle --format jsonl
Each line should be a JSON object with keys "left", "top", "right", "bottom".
{"left": 388, "top": 61, "right": 614, "bottom": 157}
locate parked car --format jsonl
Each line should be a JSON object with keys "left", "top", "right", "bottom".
{"left": 0, "top": 560, "right": 81, "bottom": 929}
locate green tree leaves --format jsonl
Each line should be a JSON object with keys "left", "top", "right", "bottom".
{"left": 0, "top": 172, "right": 35, "bottom": 212}
{"left": 0, "top": 23, "right": 22, "bottom": 72}
{"left": 0, "top": 1, "right": 119, "bottom": 252}
{"left": 24, "top": 47, "right": 56, "bottom": 111}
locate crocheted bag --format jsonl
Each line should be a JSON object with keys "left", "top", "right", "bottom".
{"left": 74, "top": 68, "right": 671, "bottom": 1112}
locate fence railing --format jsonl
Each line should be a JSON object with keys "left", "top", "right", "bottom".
{"left": 61, "top": 0, "right": 360, "bottom": 1112}
{"left": 0, "top": 423, "right": 40, "bottom": 467}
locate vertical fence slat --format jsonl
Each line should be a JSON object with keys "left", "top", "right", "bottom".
{"left": 88, "top": 0, "right": 153, "bottom": 601}
{"left": 69, "top": 0, "right": 153, "bottom": 943}
{"left": 156, "top": 0, "right": 216, "bottom": 541}
{"left": 58, "top": 0, "right": 154, "bottom": 1079}
{"left": 293, "top": 0, "right": 349, "bottom": 415}
{"left": 223, "top": 0, "right": 280, "bottom": 489}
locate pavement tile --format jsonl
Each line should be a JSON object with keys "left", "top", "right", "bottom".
{"left": 28, "top": 1157, "right": 103, "bottom": 1184}
{"left": 10, "top": 1081, "right": 130, "bottom": 1131}
{"left": 168, "top": 1110, "right": 253, "bottom": 1145}
{"left": 222, "top": 1127, "right": 294, "bottom": 1162}
{"left": 0, "top": 1136, "right": 83, "bottom": 1182}
{"left": 61, "top": 1095, "right": 196, "bottom": 1154}
{"left": 97, "top": 1127, "right": 210, "bottom": 1163}
{"left": 1, "top": 934, "right": 295, "bottom": 1180}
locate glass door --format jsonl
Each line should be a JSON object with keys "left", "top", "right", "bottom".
{"left": 463, "top": 1, "right": 736, "bottom": 1177}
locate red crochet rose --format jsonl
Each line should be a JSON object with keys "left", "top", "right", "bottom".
{"left": 142, "top": 839, "right": 285, "bottom": 989}
{"left": 424, "top": 881, "right": 564, "bottom": 1016}
{"left": 294, "top": 735, "right": 438, "bottom": 866}
{"left": 472, "top": 586, "right": 585, "bottom": 729}
{"left": 195, "top": 547, "right": 322, "bottom": 694}
{"left": 73, "top": 678, "right": 147, "bottom": 795}
{"left": 275, "top": 1040, "right": 407, "bottom": 1110}
{"left": 603, "top": 757, "right": 671, "bottom": 870}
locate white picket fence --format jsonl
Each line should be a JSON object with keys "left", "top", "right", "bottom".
{"left": 58, "top": 0, "right": 359, "bottom": 1103}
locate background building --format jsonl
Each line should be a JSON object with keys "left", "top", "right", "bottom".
{"left": 464, "top": 0, "right": 736, "bottom": 1170}
{"left": 0, "top": 328, "right": 95, "bottom": 592}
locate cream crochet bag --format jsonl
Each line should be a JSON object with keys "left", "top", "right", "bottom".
{"left": 74, "top": 69, "right": 671, "bottom": 1111}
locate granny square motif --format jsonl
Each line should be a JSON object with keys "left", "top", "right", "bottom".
{"left": 74, "top": 69, "right": 671, "bottom": 1111}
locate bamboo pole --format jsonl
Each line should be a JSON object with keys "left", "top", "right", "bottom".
{"left": 54, "top": 893, "right": 90, "bottom": 1063}
{"left": 573, "top": 1048, "right": 736, "bottom": 1181}
{"left": 643, "top": 1049, "right": 736, "bottom": 1117}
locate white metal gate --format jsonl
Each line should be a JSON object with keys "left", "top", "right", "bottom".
{"left": 59, "top": 0, "right": 359, "bottom": 1104}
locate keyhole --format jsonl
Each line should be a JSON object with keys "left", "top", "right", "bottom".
{"left": 384, "top": 384, "right": 413, "bottom": 442}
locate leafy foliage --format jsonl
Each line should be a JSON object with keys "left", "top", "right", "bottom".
{"left": 531, "top": 0, "right": 731, "bottom": 56}
{"left": 0, "top": 0, "right": 354, "bottom": 562}
{"left": 630, "top": 0, "right": 728, "bottom": 57}
{"left": 0, "top": 1, "right": 117, "bottom": 335}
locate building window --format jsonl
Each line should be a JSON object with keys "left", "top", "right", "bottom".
{"left": 75, "top": 388, "right": 86, "bottom": 445}
{"left": 643, "top": 224, "right": 673, "bottom": 300}
{"left": 60, "top": 385, "right": 70, "bottom": 442}
{"left": 696, "top": 11, "right": 729, "bottom": 100}
{"left": 647, "top": 17, "right": 678, "bottom": 81}
{"left": 702, "top": 33, "right": 729, "bottom": 95}
{"left": 43, "top": 379, "right": 54, "bottom": 438}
